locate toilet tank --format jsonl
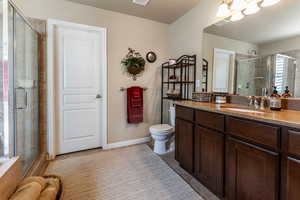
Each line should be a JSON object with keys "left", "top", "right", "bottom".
{"left": 169, "top": 106, "right": 176, "bottom": 126}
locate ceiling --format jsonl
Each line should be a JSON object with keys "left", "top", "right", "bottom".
{"left": 67, "top": 0, "right": 201, "bottom": 24}
{"left": 204, "top": 0, "right": 300, "bottom": 45}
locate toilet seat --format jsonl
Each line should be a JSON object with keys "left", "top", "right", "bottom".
{"left": 150, "top": 124, "right": 174, "bottom": 135}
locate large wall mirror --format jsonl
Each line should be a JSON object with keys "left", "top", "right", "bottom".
{"left": 202, "top": 0, "right": 300, "bottom": 98}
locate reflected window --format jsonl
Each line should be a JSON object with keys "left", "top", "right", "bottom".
{"left": 275, "top": 54, "right": 296, "bottom": 94}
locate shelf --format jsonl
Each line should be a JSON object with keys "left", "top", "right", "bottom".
{"left": 162, "top": 97, "right": 189, "bottom": 101}
{"left": 163, "top": 81, "right": 194, "bottom": 84}
{"left": 161, "top": 55, "right": 196, "bottom": 124}
{"left": 162, "top": 63, "right": 196, "bottom": 69}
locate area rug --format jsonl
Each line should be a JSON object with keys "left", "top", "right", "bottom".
{"left": 46, "top": 144, "right": 203, "bottom": 200}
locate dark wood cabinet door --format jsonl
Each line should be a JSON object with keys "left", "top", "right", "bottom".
{"left": 226, "top": 137, "right": 279, "bottom": 200}
{"left": 175, "top": 118, "right": 194, "bottom": 173}
{"left": 194, "top": 126, "right": 224, "bottom": 198}
{"left": 283, "top": 157, "right": 300, "bottom": 200}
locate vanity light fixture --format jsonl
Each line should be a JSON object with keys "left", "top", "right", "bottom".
{"left": 230, "top": 11, "right": 245, "bottom": 21}
{"left": 261, "top": 0, "right": 281, "bottom": 7}
{"left": 231, "top": 0, "right": 247, "bottom": 11}
{"left": 243, "top": 2, "right": 260, "bottom": 15}
{"left": 217, "top": 0, "right": 281, "bottom": 21}
{"left": 216, "top": 1, "right": 231, "bottom": 17}
{"left": 132, "top": 0, "right": 150, "bottom": 6}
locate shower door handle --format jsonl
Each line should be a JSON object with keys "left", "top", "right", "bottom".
{"left": 96, "top": 94, "right": 102, "bottom": 99}
{"left": 16, "top": 87, "right": 28, "bottom": 110}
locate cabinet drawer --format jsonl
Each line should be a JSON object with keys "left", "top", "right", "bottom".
{"left": 288, "top": 130, "right": 300, "bottom": 157}
{"left": 227, "top": 117, "right": 280, "bottom": 149}
{"left": 196, "top": 110, "right": 225, "bottom": 132}
{"left": 176, "top": 106, "right": 194, "bottom": 121}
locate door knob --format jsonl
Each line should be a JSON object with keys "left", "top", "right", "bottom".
{"left": 96, "top": 94, "right": 102, "bottom": 99}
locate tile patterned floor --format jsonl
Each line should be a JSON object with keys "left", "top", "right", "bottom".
{"left": 159, "top": 151, "right": 220, "bottom": 200}
{"left": 50, "top": 143, "right": 220, "bottom": 200}
{"left": 46, "top": 144, "right": 203, "bottom": 200}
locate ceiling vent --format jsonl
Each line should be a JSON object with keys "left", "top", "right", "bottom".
{"left": 132, "top": 0, "right": 150, "bottom": 6}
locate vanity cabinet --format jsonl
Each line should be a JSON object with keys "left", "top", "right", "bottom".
{"left": 282, "top": 129, "right": 300, "bottom": 200}
{"left": 282, "top": 157, "right": 300, "bottom": 200}
{"left": 226, "top": 137, "right": 279, "bottom": 200}
{"left": 175, "top": 118, "right": 194, "bottom": 174}
{"left": 194, "top": 126, "right": 224, "bottom": 197}
{"left": 175, "top": 104, "right": 300, "bottom": 200}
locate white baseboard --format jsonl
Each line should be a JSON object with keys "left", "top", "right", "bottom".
{"left": 106, "top": 137, "right": 151, "bottom": 150}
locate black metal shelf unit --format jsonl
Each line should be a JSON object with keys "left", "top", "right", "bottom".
{"left": 202, "top": 59, "right": 208, "bottom": 92}
{"left": 161, "top": 55, "right": 197, "bottom": 123}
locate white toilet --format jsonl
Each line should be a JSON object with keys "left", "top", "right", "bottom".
{"left": 150, "top": 107, "right": 175, "bottom": 155}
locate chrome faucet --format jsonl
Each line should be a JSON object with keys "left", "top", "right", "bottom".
{"left": 254, "top": 97, "right": 261, "bottom": 109}
{"left": 248, "top": 96, "right": 256, "bottom": 107}
{"left": 260, "top": 96, "right": 268, "bottom": 109}
{"left": 248, "top": 96, "right": 266, "bottom": 109}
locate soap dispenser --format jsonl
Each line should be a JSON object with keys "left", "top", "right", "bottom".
{"left": 270, "top": 86, "right": 282, "bottom": 111}
{"left": 282, "top": 86, "right": 292, "bottom": 98}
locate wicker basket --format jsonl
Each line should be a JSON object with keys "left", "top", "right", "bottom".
{"left": 43, "top": 175, "right": 64, "bottom": 200}
{"left": 192, "top": 92, "right": 212, "bottom": 102}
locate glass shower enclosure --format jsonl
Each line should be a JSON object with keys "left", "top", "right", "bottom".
{"left": 236, "top": 54, "right": 297, "bottom": 96}
{"left": 0, "top": 0, "right": 39, "bottom": 174}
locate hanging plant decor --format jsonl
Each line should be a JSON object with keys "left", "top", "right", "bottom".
{"left": 121, "top": 48, "right": 146, "bottom": 81}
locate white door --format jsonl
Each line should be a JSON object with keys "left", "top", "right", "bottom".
{"left": 213, "top": 48, "right": 235, "bottom": 93}
{"left": 54, "top": 25, "right": 105, "bottom": 154}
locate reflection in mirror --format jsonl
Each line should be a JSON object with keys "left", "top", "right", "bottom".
{"left": 212, "top": 48, "right": 235, "bottom": 93}
{"left": 202, "top": 0, "right": 300, "bottom": 97}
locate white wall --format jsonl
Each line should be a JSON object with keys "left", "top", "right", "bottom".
{"left": 169, "top": 1, "right": 219, "bottom": 59}
{"left": 168, "top": 0, "right": 221, "bottom": 91}
{"left": 259, "top": 35, "right": 300, "bottom": 55}
{"left": 203, "top": 33, "right": 258, "bottom": 91}
{"left": 14, "top": 0, "right": 170, "bottom": 144}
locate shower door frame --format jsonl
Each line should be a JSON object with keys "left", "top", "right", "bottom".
{"left": 2, "top": 0, "right": 40, "bottom": 163}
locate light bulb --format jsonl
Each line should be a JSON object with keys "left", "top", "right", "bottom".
{"left": 261, "top": 0, "right": 281, "bottom": 7}
{"left": 230, "top": 11, "right": 245, "bottom": 21}
{"left": 231, "top": 0, "right": 247, "bottom": 11}
{"left": 243, "top": 3, "right": 260, "bottom": 15}
{"left": 216, "top": 2, "right": 230, "bottom": 17}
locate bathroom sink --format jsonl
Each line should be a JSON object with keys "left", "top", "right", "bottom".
{"left": 222, "top": 107, "right": 265, "bottom": 114}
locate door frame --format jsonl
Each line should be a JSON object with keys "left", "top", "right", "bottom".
{"left": 47, "top": 19, "right": 108, "bottom": 158}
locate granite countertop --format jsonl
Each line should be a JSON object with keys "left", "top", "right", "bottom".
{"left": 175, "top": 101, "right": 300, "bottom": 129}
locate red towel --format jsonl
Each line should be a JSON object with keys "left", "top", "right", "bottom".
{"left": 127, "top": 86, "right": 143, "bottom": 123}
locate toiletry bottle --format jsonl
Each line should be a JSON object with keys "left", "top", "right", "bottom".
{"left": 282, "top": 86, "right": 292, "bottom": 98}
{"left": 270, "top": 86, "right": 282, "bottom": 111}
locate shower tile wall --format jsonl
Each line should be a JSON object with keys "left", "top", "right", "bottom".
{"left": 282, "top": 50, "right": 300, "bottom": 98}
{"left": 236, "top": 57, "right": 269, "bottom": 96}
{"left": 236, "top": 55, "right": 271, "bottom": 96}
{"left": 0, "top": 1, "right": 45, "bottom": 175}
{"left": 236, "top": 59, "right": 256, "bottom": 96}
{"left": 254, "top": 56, "right": 270, "bottom": 95}
{"left": 29, "top": 18, "right": 47, "bottom": 155}
{"left": 0, "top": 2, "right": 3, "bottom": 157}
{"left": 296, "top": 62, "right": 300, "bottom": 98}
{"left": 15, "top": 11, "right": 39, "bottom": 173}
